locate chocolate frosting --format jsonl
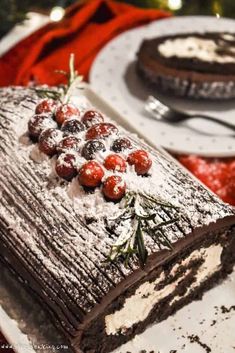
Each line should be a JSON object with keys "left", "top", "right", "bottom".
{"left": 0, "top": 87, "right": 235, "bottom": 342}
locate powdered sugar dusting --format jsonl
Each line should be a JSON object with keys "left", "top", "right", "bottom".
{"left": 3, "top": 87, "right": 234, "bottom": 242}
{"left": 30, "top": 145, "right": 50, "bottom": 163}
{"left": 0, "top": 86, "right": 235, "bottom": 333}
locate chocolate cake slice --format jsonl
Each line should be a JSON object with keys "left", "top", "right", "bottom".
{"left": 137, "top": 32, "right": 235, "bottom": 99}
{"left": 0, "top": 86, "right": 235, "bottom": 353}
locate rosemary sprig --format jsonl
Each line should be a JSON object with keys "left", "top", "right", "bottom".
{"left": 33, "top": 53, "right": 83, "bottom": 103}
{"left": 33, "top": 88, "right": 63, "bottom": 102}
{"left": 108, "top": 192, "right": 179, "bottom": 268}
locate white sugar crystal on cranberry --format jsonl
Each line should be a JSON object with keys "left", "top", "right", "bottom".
{"left": 57, "top": 136, "right": 81, "bottom": 154}
{"left": 111, "top": 137, "right": 132, "bottom": 153}
{"left": 102, "top": 175, "right": 126, "bottom": 201}
{"left": 104, "top": 154, "right": 127, "bottom": 173}
{"left": 35, "top": 98, "right": 58, "bottom": 114}
{"left": 61, "top": 119, "right": 85, "bottom": 135}
{"left": 81, "top": 140, "right": 106, "bottom": 160}
{"left": 55, "top": 103, "right": 80, "bottom": 125}
{"left": 86, "top": 123, "right": 118, "bottom": 140}
{"left": 39, "top": 128, "right": 63, "bottom": 156}
{"left": 28, "top": 114, "right": 57, "bottom": 140}
{"left": 81, "top": 110, "right": 104, "bottom": 128}
{"left": 56, "top": 153, "right": 78, "bottom": 180}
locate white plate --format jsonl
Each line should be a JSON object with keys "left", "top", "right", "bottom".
{"left": 0, "top": 85, "right": 234, "bottom": 353}
{"left": 90, "top": 16, "right": 235, "bottom": 157}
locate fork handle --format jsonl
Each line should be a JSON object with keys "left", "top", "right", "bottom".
{"left": 190, "top": 114, "right": 235, "bottom": 132}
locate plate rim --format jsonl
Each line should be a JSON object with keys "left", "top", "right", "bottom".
{"left": 90, "top": 15, "right": 235, "bottom": 157}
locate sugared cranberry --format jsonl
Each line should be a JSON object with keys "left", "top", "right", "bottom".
{"left": 28, "top": 115, "right": 57, "bottom": 140}
{"left": 55, "top": 153, "right": 77, "bottom": 180}
{"left": 104, "top": 154, "right": 127, "bottom": 172}
{"left": 111, "top": 138, "right": 132, "bottom": 153}
{"left": 81, "top": 110, "right": 104, "bottom": 128}
{"left": 102, "top": 175, "right": 126, "bottom": 201}
{"left": 127, "top": 150, "right": 152, "bottom": 175}
{"left": 55, "top": 104, "right": 80, "bottom": 125}
{"left": 57, "top": 136, "right": 81, "bottom": 154}
{"left": 85, "top": 123, "right": 118, "bottom": 140}
{"left": 35, "top": 99, "right": 58, "bottom": 114}
{"left": 78, "top": 161, "right": 104, "bottom": 188}
{"left": 81, "top": 140, "right": 106, "bottom": 160}
{"left": 61, "top": 119, "right": 85, "bottom": 135}
{"left": 38, "top": 128, "right": 62, "bottom": 156}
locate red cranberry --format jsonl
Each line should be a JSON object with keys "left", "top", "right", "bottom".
{"left": 102, "top": 175, "right": 126, "bottom": 201}
{"left": 55, "top": 104, "right": 80, "bottom": 125}
{"left": 35, "top": 99, "right": 57, "bottom": 114}
{"left": 81, "top": 140, "right": 106, "bottom": 160}
{"left": 57, "top": 136, "right": 81, "bottom": 154}
{"left": 85, "top": 123, "right": 118, "bottom": 140}
{"left": 111, "top": 138, "right": 132, "bottom": 153}
{"left": 127, "top": 150, "right": 152, "bottom": 175}
{"left": 61, "top": 119, "right": 85, "bottom": 135}
{"left": 81, "top": 110, "right": 104, "bottom": 128}
{"left": 38, "top": 128, "right": 62, "bottom": 156}
{"left": 28, "top": 115, "right": 57, "bottom": 140}
{"left": 78, "top": 161, "right": 104, "bottom": 188}
{"left": 55, "top": 153, "right": 77, "bottom": 180}
{"left": 104, "top": 154, "right": 127, "bottom": 172}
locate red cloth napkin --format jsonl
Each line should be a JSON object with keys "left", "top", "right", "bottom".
{"left": 0, "top": 0, "right": 170, "bottom": 86}
{"left": 178, "top": 156, "right": 235, "bottom": 205}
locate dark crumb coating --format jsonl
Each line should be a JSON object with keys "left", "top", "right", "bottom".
{"left": 0, "top": 87, "right": 235, "bottom": 352}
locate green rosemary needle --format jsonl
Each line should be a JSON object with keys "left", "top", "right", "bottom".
{"left": 108, "top": 191, "right": 179, "bottom": 268}
{"left": 32, "top": 53, "right": 83, "bottom": 103}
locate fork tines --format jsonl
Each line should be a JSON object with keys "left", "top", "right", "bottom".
{"left": 145, "top": 96, "right": 169, "bottom": 120}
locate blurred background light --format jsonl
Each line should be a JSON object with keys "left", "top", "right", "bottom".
{"left": 168, "top": 0, "right": 182, "bottom": 11}
{"left": 50, "top": 6, "right": 65, "bottom": 22}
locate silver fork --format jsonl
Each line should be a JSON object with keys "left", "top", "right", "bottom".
{"left": 145, "top": 96, "right": 235, "bottom": 133}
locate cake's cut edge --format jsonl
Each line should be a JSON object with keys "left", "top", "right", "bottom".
{"left": 73, "top": 217, "right": 235, "bottom": 353}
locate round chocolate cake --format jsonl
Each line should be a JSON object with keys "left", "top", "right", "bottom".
{"left": 137, "top": 32, "right": 235, "bottom": 99}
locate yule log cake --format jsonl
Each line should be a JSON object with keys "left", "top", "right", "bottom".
{"left": 0, "top": 86, "right": 235, "bottom": 352}
{"left": 137, "top": 32, "right": 235, "bottom": 99}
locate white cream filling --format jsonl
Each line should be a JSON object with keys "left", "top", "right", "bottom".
{"left": 105, "top": 244, "right": 222, "bottom": 335}
{"left": 158, "top": 37, "right": 235, "bottom": 63}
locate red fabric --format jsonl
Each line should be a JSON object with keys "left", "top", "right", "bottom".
{"left": 0, "top": 0, "right": 170, "bottom": 86}
{"left": 179, "top": 155, "right": 235, "bottom": 205}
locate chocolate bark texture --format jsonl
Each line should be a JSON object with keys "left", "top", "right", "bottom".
{"left": 0, "top": 87, "right": 235, "bottom": 353}
{"left": 137, "top": 32, "right": 235, "bottom": 99}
